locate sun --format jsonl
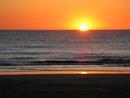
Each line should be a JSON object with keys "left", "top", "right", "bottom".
{"left": 80, "top": 25, "right": 89, "bottom": 31}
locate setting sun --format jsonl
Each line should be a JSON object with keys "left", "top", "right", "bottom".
{"left": 80, "top": 25, "right": 89, "bottom": 31}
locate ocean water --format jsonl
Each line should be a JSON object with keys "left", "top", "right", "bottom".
{"left": 0, "top": 30, "right": 130, "bottom": 71}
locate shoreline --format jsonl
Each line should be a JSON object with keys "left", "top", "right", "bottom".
{"left": 0, "top": 70, "right": 130, "bottom": 75}
{"left": 0, "top": 66, "right": 130, "bottom": 75}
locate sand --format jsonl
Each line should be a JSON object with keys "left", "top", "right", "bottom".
{"left": 0, "top": 74, "right": 130, "bottom": 98}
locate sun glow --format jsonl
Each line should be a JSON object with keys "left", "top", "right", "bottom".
{"left": 80, "top": 25, "right": 89, "bottom": 31}
{"left": 80, "top": 71, "right": 88, "bottom": 74}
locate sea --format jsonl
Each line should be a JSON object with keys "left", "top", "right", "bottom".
{"left": 0, "top": 30, "right": 130, "bottom": 71}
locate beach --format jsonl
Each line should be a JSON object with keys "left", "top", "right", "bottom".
{"left": 0, "top": 73, "right": 130, "bottom": 98}
{"left": 0, "top": 0, "right": 130, "bottom": 97}
{"left": 0, "top": 30, "right": 130, "bottom": 97}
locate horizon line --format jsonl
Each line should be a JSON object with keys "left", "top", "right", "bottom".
{"left": 0, "top": 29, "right": 130, "bottom": 31}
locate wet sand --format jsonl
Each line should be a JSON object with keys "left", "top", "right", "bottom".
{"left": 0, "top": 70, "right": 130, "bottom": 75}
{"left": 0, "top": 74, "right": 130, "bottom": 98}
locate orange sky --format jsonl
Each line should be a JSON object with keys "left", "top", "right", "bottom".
{"left": 0, "top": 0, "right": 130, "bottom": 30}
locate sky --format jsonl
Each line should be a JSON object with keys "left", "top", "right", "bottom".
{"left": 0, "top": 0, "right": 130, "bottom": 30}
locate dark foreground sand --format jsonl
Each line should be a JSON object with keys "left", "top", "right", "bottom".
{"left": 0, "top": 74, "right": 130, "bottom": 98}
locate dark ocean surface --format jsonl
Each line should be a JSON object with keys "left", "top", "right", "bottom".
{"left": 0, "top": 30, "right": 130, "bottom": 71}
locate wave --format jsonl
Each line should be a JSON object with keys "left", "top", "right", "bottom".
{"left": 0, "top": 58, "right": 130, "bottom": 66}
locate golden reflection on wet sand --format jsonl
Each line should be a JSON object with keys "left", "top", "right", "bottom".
{"left": 0, "top": 71, "right": 130, "bottom": 75}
